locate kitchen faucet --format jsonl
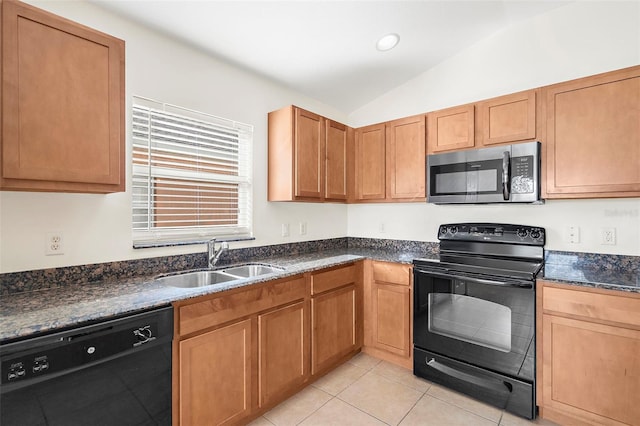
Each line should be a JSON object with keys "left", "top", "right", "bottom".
{"left": 208, "top": 239, "right": 229, "bottom": 268}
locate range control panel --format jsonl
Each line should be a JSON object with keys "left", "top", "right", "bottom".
{"left": 438, "top": 223, "right": 545, "bottom": 246}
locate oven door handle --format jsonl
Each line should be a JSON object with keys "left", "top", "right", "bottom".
{"left": 414, "top": 269, "right": 532, "bottom": 288}
{"left": 426, "top": 358, "right": 513, "bottom": 395}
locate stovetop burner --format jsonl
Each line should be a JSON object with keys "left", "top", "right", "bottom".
{"left": 414, "top": 223, "right": 545, "bottom": 281}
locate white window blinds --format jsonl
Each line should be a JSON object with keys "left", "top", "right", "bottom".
{"left": 132, "top": 96, "right": 252, "bottom": 247}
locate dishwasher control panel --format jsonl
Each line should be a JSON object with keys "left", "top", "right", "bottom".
{"left": 0, "top": 306, "right": 173, "bottom": 389}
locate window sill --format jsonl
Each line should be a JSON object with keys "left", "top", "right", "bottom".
{"left": 133, "top": 236, "right": 256, "bottom": 249}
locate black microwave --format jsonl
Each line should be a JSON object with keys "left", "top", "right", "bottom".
{"left": 427, "top": 141, "right": 542, "bottom": 204}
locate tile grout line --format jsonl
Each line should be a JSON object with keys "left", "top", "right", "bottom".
{"left": 366, "top": 366, "right": 432, "bottom": 394}
{"left": 334, "top": 394, "right": 394, "bottom": 426}
{"left": 333, "top": 367, "right": 426, "bottom": 426}
{"left": 291, "top": 393, "right": 335, "bottom": 426}
{"left": 395, "top": 386, "right": 429, "bottom": 426}
{"left": 424, "top": 389, "right": 502, "bottom": 424}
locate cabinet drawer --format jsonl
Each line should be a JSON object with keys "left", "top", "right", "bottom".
{"left": 177, "top": 276, "right": 306, "bottom": 336}
{"left": 311, "top": 264, "right": 357, "bottom": 295}
{"left": 372, "top": 261, "right": 411, "bottom": 286}
{"left": 542, "top": 284, "right": 640, "bottom": 328}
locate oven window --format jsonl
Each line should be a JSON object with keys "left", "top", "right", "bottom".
{"left": 428, "top": 292, "right": 512, "bottom": 353}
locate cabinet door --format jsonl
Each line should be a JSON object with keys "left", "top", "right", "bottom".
{"left": 355, "top": 123, "right": 386, "bottom": 200}
{"left": 325, "top": 120, "right": 348, "bottom": 201}
{"left": 386, "top": 115, "right": 426, "bottom": 200}
{"left": 544, "top": 66, "right": 640, "bottom": 198}
{"left": 311, "top": 285, "right": 357, "bottom": 374}
{"left": 372, "top": 283, "right": 411, "bottom": 358}
{"left": 294, "top": 108, "right": 324, "bottom": 199}
{"left": 1, "top": 0, "right": 124, "bottom": 193}
{"left": 258, "top": 301, "right": 308, "bottom": 407}
{"left": 480, "top": 90, "right": 536, "bottom": 146}
{"left": 427, "top": 104, "right": 475, "bottom": 153}
{"left": 179, "top": 319, "right": 253, "bottom": 426}
{"left": 542, "top": 314, "right": 640, "bottom": 425}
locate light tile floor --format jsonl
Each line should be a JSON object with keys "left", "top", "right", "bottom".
{"left": 249, "top": 353, "right": 559, "bottom": 426}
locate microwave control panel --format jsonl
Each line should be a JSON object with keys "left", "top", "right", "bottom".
{"left": 510, "top": 156, "right": 534, "bottom": 194}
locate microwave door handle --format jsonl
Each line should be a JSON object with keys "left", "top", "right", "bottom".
{"left": 502, "top": 151, "right": 510, "bottom": 200}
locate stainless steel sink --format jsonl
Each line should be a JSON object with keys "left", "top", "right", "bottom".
{"left": 155, "top": 270, "right": 238, "bottom": 288}
{"left": 220, "top": 264, "right": 283, "bottom": 278}
{"left": 156, "top": 263, "right": 284, "bottom": 288}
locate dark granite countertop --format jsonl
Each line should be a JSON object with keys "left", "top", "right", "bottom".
{"left": 2, "top": 243, "right": 637, "bottom": 343}
{"left": 0, "top": 248, "right": 432, "bottom": 342}
{"left": 542, "top": 252, "right": 640, "bottom": 293}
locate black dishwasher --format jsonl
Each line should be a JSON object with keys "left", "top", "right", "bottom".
{"left": 0, "top": 305, "right": 173, "bottom": 426}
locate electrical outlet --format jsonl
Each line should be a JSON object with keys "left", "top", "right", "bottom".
{"left": 45, "top": 232, "right": 64, "bottom": 255}
{"left": 379, "top": 222, "right": 386, "bottom": 233}
{"left": 281, "top": 223, "right": 290, "bottom": 237}
{"left": 299, "top": 222, "right": 307, "bottom": 235}
{"left": 601, "top": 227, "right": 616, "bottom": 245}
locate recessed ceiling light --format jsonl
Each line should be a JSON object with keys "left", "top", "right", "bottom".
{"left": 376, "top": 33, "right": 400, "bottom": 52}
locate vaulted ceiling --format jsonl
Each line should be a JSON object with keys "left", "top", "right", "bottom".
{"left": 93, "top": 1, "right": 570, "bottom": 113}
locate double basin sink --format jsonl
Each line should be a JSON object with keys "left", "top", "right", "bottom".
{"left": 155, "top": 263, "right": 284, "bottom": 289}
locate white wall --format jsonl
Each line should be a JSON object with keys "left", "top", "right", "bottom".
{"left": 2, "top": 1, "right": 639, "bottom": 274}
{"left": 0, "top": 0, "right": 348, "bottom": 273}
{"left": 347, "top": 1, "right": 640, "bottom": 256}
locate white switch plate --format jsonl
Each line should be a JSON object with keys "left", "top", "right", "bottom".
{"left": 379, "top": 222, "right": 385, "bottom": 233}
{"left": 563, "top": 226, "right": 580, "bottom": 244}
{"left": 299, "top": 222, "right": 307, "bottom": 235}
{"left": 281, "top": 223, "right": 290, "bottom": 237}
{"left": 45, "top": 232, "right": 64, "bottom": 255}
{"left": 601, "top": 227, "right": 616, "bottom": 245}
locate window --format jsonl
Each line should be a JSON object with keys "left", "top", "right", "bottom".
{"left": 132, "top": 96, "right": 252, "bottom": 247}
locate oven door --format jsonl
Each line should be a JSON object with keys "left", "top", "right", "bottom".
{"left": 413, "top": 268, "right": 535, "bottom": 382}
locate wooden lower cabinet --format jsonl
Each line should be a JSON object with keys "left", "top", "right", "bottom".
{"left": 179, "top": 319, "right": 253, "bottom": 426}
{"left": 363, "top": 260, "right": 412, "bottom": 368}
{"left": 311, "top": 285, "right": 358, "bottom": 374}
{"left": 372, "top": 282, "right": 411, "bottom": 358}
{"left": 174, "top": 262, "right": 364, "bottom": 425}
{"left": 310, "top": 262, "right": 363, "bottom": 375}
{"left": 258, "top": 301, "right": 308, "bottom": 407}
{"left": 538, "top": 281, "right": 640, "bottom": 425}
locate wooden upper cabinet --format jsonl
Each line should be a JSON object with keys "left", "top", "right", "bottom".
{"left": 268, "top": 105, "right": 352, "bottom": 202}
{"left": 479, "top": 90, "right": 537, "bottom": 146}
{"left": 386, "top": 115, "right": 426, "bottom": 200}
{"left": 294, "top": 108, "right": 324, "bottom": 199}
{"left": 354, "top": 123, "right": 386, "bottom": 200}
{"left": 427, "top": 104, "right": 475, "bottom": 153}
{"left": 1, "top": 0, "right": 125, "bottom": 193}
{"left": 428, "top": 91, "right": 537, "bottom": 153}
{"left": 325, "top": 120, "right": 349, "bottom": 201}
{"left": 544, "top": 66, "right": 640, "bottom": 198}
